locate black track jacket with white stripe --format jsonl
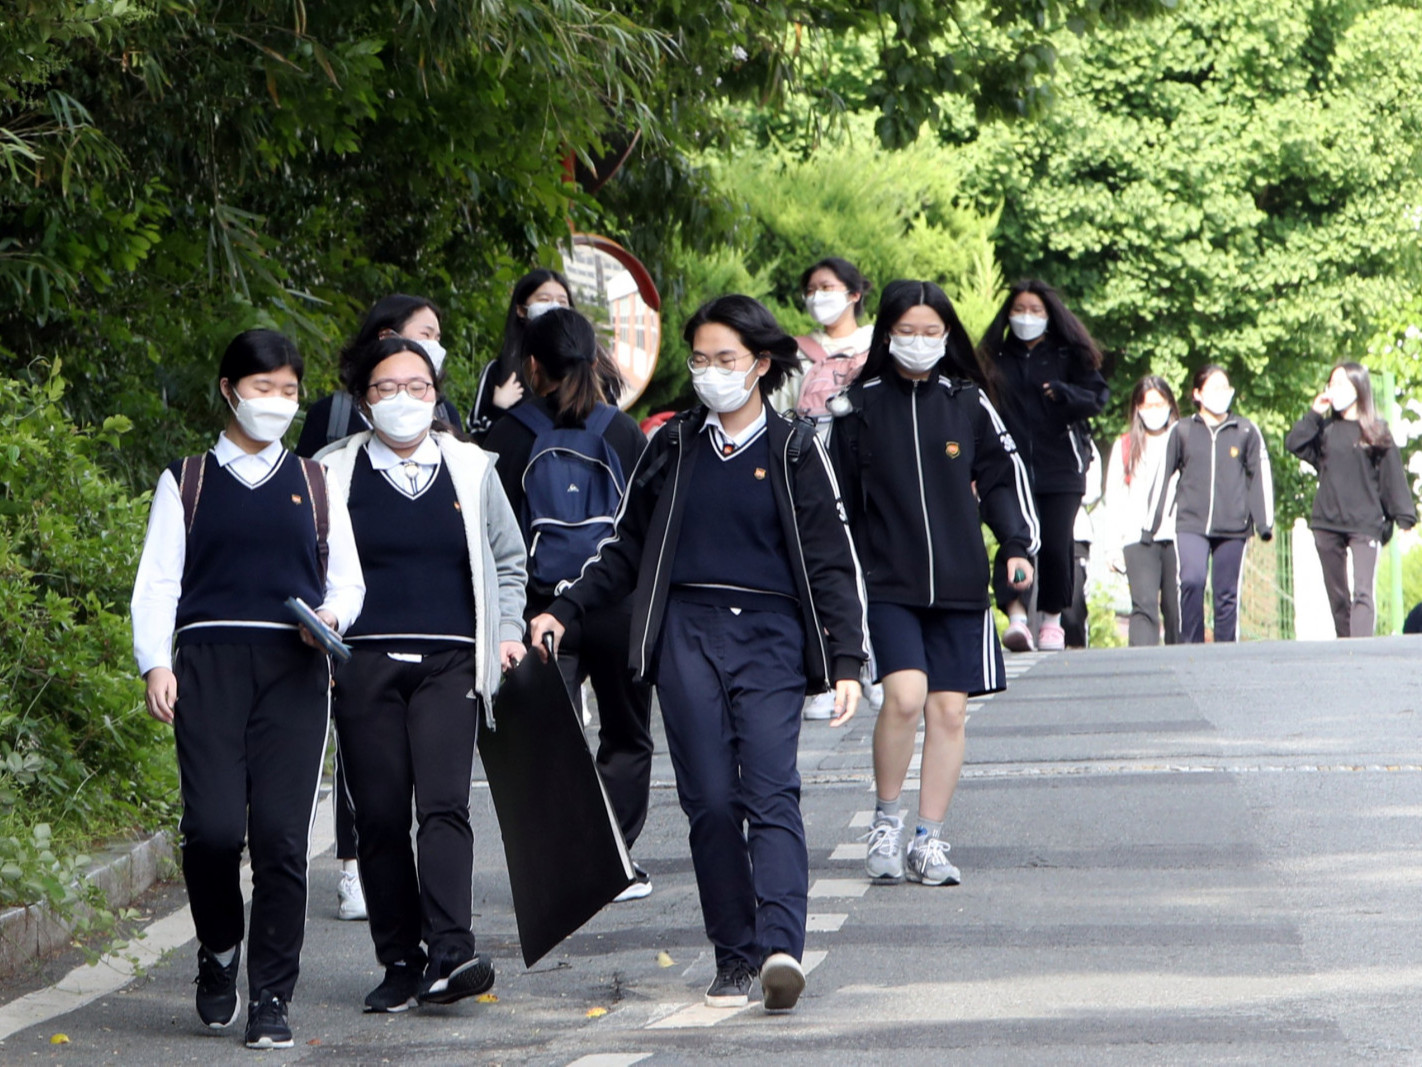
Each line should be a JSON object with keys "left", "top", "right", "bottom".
{"left": 547, "top": 406, "right": 868, "bottom": 693}
{"left": 829, "top": 371, "right": 1041, "bottom": 611}
{"left": 1145, "top": 413, "right": 1274, "bottom": 542}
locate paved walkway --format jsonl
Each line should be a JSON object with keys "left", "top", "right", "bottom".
{"left": 2, "top": 639, "right": 1419, "bottom": 1063}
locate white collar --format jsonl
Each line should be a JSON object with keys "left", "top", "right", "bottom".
{"left": 365, "top": 434, "right": 441, "bottom": 471}
{"left": 702, "top": 406, "right": 768, "bottom": 451}
{"left": 214, "top": 432, "right": 284, "bottom": 469}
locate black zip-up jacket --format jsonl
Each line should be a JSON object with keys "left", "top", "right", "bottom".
{"left": 1146, "top": 413, "right": 1274, "bottom": 541}
{"left": 1285, "top": 410, "right": 1416, "bottom": 541}
{"left": 830, "top": 371, "right": 1041, "bottom": 610}
{"left": 992, "top": 334, "right": 1110, "bottom": 494}
{"left": 547, "top": 407, "right": 867, "bottom": 691}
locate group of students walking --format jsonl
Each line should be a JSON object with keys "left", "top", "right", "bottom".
{"left": 130, "top": 256, "right": 1415, "bottom": 1049}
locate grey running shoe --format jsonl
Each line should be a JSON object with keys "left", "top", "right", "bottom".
{"left": 906, "top": 833, "right": 961, "bottom": 886}
{"left": 863, "top": 811, "right": 906, "bottom": 884}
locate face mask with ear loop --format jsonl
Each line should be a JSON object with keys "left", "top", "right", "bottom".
{"left": 692, "top": 363, "right": 760, "bottom": 414}
{"left": 226, "top": 387, "right": 298, "bottom": 443}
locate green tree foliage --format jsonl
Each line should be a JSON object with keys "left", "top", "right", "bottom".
{"left": 0, "top": 366, "right": 176, "bottom": 906}
{"left": 957, "top": 0, "right": 1422, "bottom": 520}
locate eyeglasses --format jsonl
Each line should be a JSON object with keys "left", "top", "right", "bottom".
{"left": 687, "top": 352, "right": 754, "bottom": 372}
{"left": 889, "top": 325, "right": 946, "bottom": 338}
{"left": 367, "top": 379, "right": 435, "bottom": 401}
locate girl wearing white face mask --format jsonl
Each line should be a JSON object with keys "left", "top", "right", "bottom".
{"left": 527, "top": 295, "right": 867, "bottom": 1014}
{"left": 316, "top": 336, "right": 528, "bottom": 1013}
{"left": 829, "top": 280, "right": 1039, "bottom": 890}
{"left": 1103, "top": 375, "right": 1182, "bottom": 646}
{"left": 976, "top": 280, "right": 1110, "bottom": 652}
{"left": 296, "top": 294, "right": 464, "bottom": 460}
{"left": 1144, "top": 365, "right": 1274, "bottom": 644}
{"left": 774, "top": 257, "right": 875, "bottom": 431}
{"left": 294, "top": 292, "right": 461, "bottom": 926}
{"left": 130, "top": 330, "right": 366, "bottom": 1050}
{"left": 1286, "top": 362, "right": 1416, "bottom": 637}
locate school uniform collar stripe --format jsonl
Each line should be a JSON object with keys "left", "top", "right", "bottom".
{"left": 701, "top": 407, "right": 768, "bottom": 457}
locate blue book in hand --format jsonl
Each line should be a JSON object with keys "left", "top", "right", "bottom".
{"left": 285, "top": 597, "right": 353, "bottom": 663}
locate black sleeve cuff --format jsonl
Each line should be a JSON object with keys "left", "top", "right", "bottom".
{"left": 832, "top": 654, "right": 866, "bottom": 684}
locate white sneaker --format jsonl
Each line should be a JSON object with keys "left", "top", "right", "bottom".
{"left": 760, "top": 952, "right": 805, "bottom": 1012}
{"left": 612, "top": 862, "right": 652, "bottom": 902}
{"left": 863, "top": 810, "right": 906, "bottom": 883}
{"left": 802, "top": 691, "right": 837, "bottom": 721}
{"left": 337, "top": 869, "right": 368, "bottom": 921}
{"left": 906, "top": 834, "right": 961, "bottom": 887}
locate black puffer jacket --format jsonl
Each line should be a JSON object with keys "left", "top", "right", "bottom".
{"left": 992, "top": 334, "right": 1109, "bottom": 495}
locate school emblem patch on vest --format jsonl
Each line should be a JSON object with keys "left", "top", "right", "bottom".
{"left": 945, "top": 441, "right": 961, "bottom": 459}
{"left": 754, "top": 467, "right": 767, "bottom": 480}
{"left": 1230, "top": 446, "right": 1240, "bottom": 458}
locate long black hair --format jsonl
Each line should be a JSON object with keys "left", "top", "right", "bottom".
{"left": 524, "top": 308, "right": 605, "bottom": 428}
{"left": 1332, "top": 361, "right": 1394, "bottom": 451}
{"left": 860, "top": 280, "right": 982, "bottom": 386}
{"left": 978, "top": 279, "right": 1103, "bottom": 373}
{"left": 799, "top": 256, "right": 872, "bottom": 319}
{"left": 338, "top": 294, "right": 440, "bottom": 390}
{"left": 682, "top": 295, "right": 801, "bottom": 399}
{"left": 219, "top": 329, "right": 303, "bottom": 386}
{"left": 1124, "top": 374, "right": 1179, "bottom": 483}
{"left": 496, "top": 268, "right": 575, "bottom": 373}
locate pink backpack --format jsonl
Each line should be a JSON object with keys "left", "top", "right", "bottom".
{"left": 795, "top": 335, "right": 869, "bottom": 418}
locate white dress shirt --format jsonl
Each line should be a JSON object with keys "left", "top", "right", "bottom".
{"left": 131, "top": 432, "right": 365, "bottom": 676}
{"left": 702, "top": 405, "right": 769, "bottom": 458}
{"left": 365, "top": 434, "right": 442, "bottom": 497}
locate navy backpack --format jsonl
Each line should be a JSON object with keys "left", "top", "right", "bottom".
{"left": 508, "top": 402, "right": 627, "bottom": 592}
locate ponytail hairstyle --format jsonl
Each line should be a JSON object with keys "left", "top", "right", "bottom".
{"left": 523, "top": 308, "right": 605, "bottom": 428}
{"left": 1124, "top": 374, "right": 1179, "bottom": 482}
{"left": 978, "top": 279, "right": 1103, "bottom": 373}
{"left": 681, "top": 295, "right": 802, "bottom": 398}
{"left": 1332, "top": 361, "right": 1394, "bottom": 451}
{"left": 860, "top": 279, "right": 986, "bottom": 388}
{"left": 799, "top": 256, "right": 873, "bottom": 319}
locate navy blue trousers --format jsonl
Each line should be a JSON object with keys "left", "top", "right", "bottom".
{"left": 655, "top": 598, "right": 808, "bottom": 970}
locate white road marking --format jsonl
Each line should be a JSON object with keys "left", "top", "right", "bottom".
{"left": 0, "top": 793, "right": 337, "bottom": 1043}
{"left": 808, "top": 878, "right": 869, "bottom": 899}
{"left": 849, "top": 810, "right": 874, "bottom": 828}
{"left": 567, "top": 1056, "right": 652, "bottom": 1067}
{"left": 646, "top": 951, "right": 829, "bottom": 1030}
{"left": 806, "top": 913, "right": 847, "bottom": 932}
{"left": 830, "top": 842, "right": 868, "bottom": 861}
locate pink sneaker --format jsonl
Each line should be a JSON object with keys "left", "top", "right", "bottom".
{"left": 1001, "top": 620, "right": 1035, "bottom": 652}
{"left": 1036, "top": 623, "right": 1066, "bottom": 650}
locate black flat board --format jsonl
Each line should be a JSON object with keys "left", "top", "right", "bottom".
{"left": 478, "top": 650, "right": 634, "bottom": 967}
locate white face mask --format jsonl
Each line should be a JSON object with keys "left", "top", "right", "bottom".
{"left": 227, "top": 390, "right": 298, "bottom": 443}
{"left": 889, "top": 335, "right": 947, "bottom": 374}
{"left": 805, "top": 290, "right": 851, "bottom": 327}
{"left": 412, "top": 337, "right": 446, "bottom": 375}
{"left": 525, "top": 300, "right": 562, "bottom": 321}
{"left": 369, "top": 391, "right": 435, "bottom": 444}
{"left": 692, "top": 364, "right": 758, "bottom": 414}
{"left": 1328, "top": 381, "right": 1358, "bottom": 412}
{"left": 1200, "top": 387, "right": 1234, "bottom": 416}
{"left": 1139, "top": 405, "right": 1171, "bottom": 432}
{"left": 1009, "top": 313, "right": 1049, "bottom": 342}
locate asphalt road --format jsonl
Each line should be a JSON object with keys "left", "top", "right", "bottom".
{"left": 2, "top": 638, "right": 1420, "bottom": 1064}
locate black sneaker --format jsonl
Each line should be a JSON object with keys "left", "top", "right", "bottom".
{"left": 194, "top": 944, "right": 241, "bottom": 1029}
{"left": 364, "top": 962, "right": 421, "bottom": 1013}
{"left": 418, "top": 954, "right": 496, "bottom": 1005}
{"left": 704, "top": 962, "right": 757, "bottom": 1008}
{"left": 244, "top": 989, "right": 293, "bottom": 1050}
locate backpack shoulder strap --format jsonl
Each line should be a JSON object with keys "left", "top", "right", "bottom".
{"left": 796, "top": 335, "right": 830, "bottom": 364}
{"left": 177, "top": 455, "right": 206, "bottom": 534}
{"left": 327, "top": 392, "right": 354, "bottom": 444}
{"left": 584, "top": 403, "right": 617, "bottom": 438}
{"left": 298, "top": 457, "right": 330, "bottom": 583}
{"left": 507, "top": 401, "right": 555, "bottom": 436}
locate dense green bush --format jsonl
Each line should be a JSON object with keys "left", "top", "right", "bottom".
{"left": 0, "top": 366, "right": 177, "bottom": 907}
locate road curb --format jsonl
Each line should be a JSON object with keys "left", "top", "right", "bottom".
{"left": 0, "top": 830, "right": 174, "bottom": 981}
